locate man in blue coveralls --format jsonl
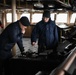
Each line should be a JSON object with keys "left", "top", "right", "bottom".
{"left": 31, "top": 10, "right": 59, "bottom": 54}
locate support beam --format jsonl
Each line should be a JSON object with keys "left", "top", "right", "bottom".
{"left": 11, "top": 0, "right": 17, "bottom": 56}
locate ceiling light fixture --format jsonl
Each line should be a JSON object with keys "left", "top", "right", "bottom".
{"left": 34, "top": 0, "right": 44, "bottom": 8}
{"left": 48, "top": 4, "right": 54, "bottom": 8}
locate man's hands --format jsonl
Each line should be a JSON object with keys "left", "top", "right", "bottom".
{"left": 31, "top": 42, "right": 36, "bottom": 46}
{"left": 21, "top": 42, "right": 37, "bottom": 56}
{"left": 21, "top": 51, "right": 26, "bottom": 55}
{"left": 21, "top": 51, "right": 33, "bottom": 57}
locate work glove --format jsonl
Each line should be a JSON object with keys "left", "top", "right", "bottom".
{"left": 21, "top": 51, "right": 26, "bottom": 55}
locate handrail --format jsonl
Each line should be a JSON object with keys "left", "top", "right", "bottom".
{"left": 50, "top": 47, "right": 76, "bottom": 75}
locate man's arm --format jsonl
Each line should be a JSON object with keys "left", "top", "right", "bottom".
{"left": 17, "top": 35, "right": 25, "bottom": 53}
{"left": 31, "top": 24, "right": 39, "bottom": 45}
{"left": 54, "top": 23, "right": 59, "bottom": 46}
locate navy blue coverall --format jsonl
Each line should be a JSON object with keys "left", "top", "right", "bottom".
{"left": 31, "top": 19, "right": 59, "bottom": 53}
{"left": 0, "top": 21, "right": 25, "bottom": 75}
